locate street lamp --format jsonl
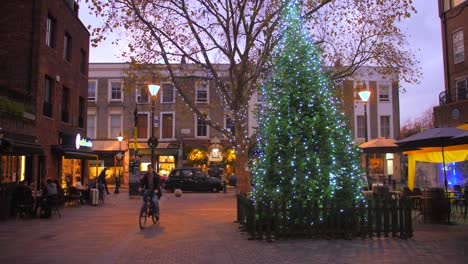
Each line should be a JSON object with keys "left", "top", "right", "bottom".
{"left": 148, "top": 83, "right": 160, "bottom": 170}
{"left": 358, "top": 89, "right": 371, "bottom": 186}
{"left": 116, "top": 132, "right": 123, "bottom": 194}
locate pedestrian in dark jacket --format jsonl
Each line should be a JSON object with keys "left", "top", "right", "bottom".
{"left": 98, "top": 168, "right": 110, "bottom": 194}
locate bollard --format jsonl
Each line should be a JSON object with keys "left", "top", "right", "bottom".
{"left": 223, "top": 181, "right": 227, "bottom": 194}
{"left": 114, "top": 175, "right": 120, "bottom": 194}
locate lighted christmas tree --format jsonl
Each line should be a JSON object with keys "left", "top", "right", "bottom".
{"left": 251, "top": 3, "right": 363, "bottom": 211}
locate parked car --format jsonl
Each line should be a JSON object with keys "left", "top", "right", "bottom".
{"left": 164, "top": 167, "right": 223, "bottom": 193}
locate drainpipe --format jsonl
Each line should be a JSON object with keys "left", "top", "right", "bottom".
{"left": 440, "top": 1, "right": 452, "bottom": 102}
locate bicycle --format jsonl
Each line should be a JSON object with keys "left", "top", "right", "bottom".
{"left": 139, "top": 190, "right": 158, "bottom": 229}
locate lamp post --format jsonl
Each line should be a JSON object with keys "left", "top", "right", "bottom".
{"left": 358, "top": 89, "right": 371, "bottom": 186}
{"left": 116, "top": 132, "right": 123, "bottom": 194}
{"left": 148, "top": 83, "right": 160, "bottom": 170}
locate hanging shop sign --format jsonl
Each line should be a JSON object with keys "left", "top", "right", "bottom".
{"left": 75, "top": 133, "right": 93, "bottom": 150}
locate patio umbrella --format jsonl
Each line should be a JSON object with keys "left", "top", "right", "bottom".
{"left": 450, "top": 130, "right": 468, "bottom": 146}
{"left": 396, "top": 127, "right": 467, "bottom": 192}
{"left": 359, "top": 137, "right": 400, "bottom": 153}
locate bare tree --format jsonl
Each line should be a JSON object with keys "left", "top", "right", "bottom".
{"left": 84, "top": 0, "right": 420, "bottom": 194}
{"left": 400, "top": 107, "right": 434, "bottom": 138}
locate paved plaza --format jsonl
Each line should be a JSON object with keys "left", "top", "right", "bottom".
{"left": 0, "top": 188, "right": 467, "bottom": 264}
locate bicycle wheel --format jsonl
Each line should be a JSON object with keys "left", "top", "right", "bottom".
{"left": 151, "top": 209, "right": 157, "bottom": 224}
{"left": 139, "top": 205, "right": 147, "bottom": 229}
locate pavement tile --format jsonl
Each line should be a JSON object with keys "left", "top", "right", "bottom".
{"left": 0, "top": 188, "right": 467, "bottom": 264}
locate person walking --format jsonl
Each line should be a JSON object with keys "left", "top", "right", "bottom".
{"left": 139, "top": 164, "right": 162, "bottom": 220}
{"left": 98, "top": 168, "right": 110, "bottom": 195}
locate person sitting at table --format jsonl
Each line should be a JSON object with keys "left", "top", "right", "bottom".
{"left": 73, "top": 177, "right": 90, "bottom": 204}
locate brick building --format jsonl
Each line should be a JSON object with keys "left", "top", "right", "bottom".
{"left": 0, "top": 0, "right": 91, "bottom": 189}
{"left": 434, "top": 0, "right": 468, "bottom": 126}
{"left": 89, "top": 63, "right": 401, "bottom": 187}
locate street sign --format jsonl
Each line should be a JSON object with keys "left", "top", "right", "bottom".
{"left": 147, "top": 137, "right": 158, "bottom": 148}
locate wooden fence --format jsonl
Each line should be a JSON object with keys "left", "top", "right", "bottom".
{"left": 237, "top": 194, "right": 413, "bottom": 241}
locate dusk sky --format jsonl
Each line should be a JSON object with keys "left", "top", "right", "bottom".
{"left": 79, "top": 0, "right": 444, "bottom": 125}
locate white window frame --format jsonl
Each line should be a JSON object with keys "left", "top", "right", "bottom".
{"left": 195, "top": 113, "right": 209, "bottom": 138}
{"left": 379, "top": 115, "right": 392, "bottom": 138}
{"left": 160, "top": 111, "right": 176, "bottom": 140}
{"left": 378, "top": 82, "right": 391, "bottom": 102}
{"left": 86, "top": 113, "right": 96, "bottom": 139}
{"left": 88, "top": 80, "right": 97, "bottom": 102}
{"left": 46, "top": 15, "right": 55, "bottom": 48}
{"left": 195, "top": 80, "right": 209, "bottom": 104}
{"left": 108, "top": 113, "right": 123, "bottom": 139}
{"left": 161, "top": 82, "right": 175, "bottom": 104}
{"left": 108, "top": 79, "right": 124, "bottom": 102}
{"left": 453, "top": 28, "right": 464, "bottom": 64}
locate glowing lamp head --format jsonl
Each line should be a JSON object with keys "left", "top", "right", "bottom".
{"left": 358, "top": 90, "right": 371, "bottom": 102}
{"left": 117, "top": 132, "right": 123, "bottom": 142}
{"left": 148, "top": 84, "right": 161, "bottom": 97}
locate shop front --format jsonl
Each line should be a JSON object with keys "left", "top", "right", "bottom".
{"left": 0, "top": 133, "right": 42, "bottom": 185}
{"left": 52, "top": 133, "right": 98, "bottom": 189}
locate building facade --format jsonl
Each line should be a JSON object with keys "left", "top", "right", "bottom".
{"left": 434, "top": 0, "right": 468, "bottom": 126}
{"left": 90, "top": 63, "right": 401, "bottom": 186}
{"left": 88, "top": 63, "right": 233, "bottom": 186}
{"left": 0, "top": 0, "right": 91, "bottom": 189}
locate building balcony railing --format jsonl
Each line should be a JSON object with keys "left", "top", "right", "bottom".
{"left": 439, "top": 85, "right": 468, "bottom": 105}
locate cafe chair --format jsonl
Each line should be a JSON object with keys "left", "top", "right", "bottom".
{"left": 66, "top": 187, "right": 82, "bottom": 207}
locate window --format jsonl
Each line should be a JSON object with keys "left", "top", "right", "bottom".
{"left": 380, "top": 116, "right": 391, "bottom": 138}
{"left": 136, "top": 84, "right": 149, "bottom": 103}
{"left": 137, "top": 113, "right": 149, "bottom": 138}
{"left": 226, "top": 116, "right": 235, "bottom": 135}
{"left": 63, "top": 33, "right": 71, "bottom": 62}
{"left": 43, "top": 76, "right": 53, "bottom": 117}
{"left": 109, "top": 114, "right": 122, "bottom": 138}
{"left": 162, "top": 113, "right": 174, "bottom": 139}
{"left": 80, "top": 49, "right": 87, "bottom": 74}
{"left": 196, "top": 80, "right": 208, "bottom": 103}
{"left": 196, "top": 114, "right": 208, "bottom": 137}
{"left": 109, "top": 80, "right": 122, "bottom": 101}
{"left": 46, "top": 16, "right": 55, "bottom": 48}
{"left": 453, "top": 29, "right": 464, "bottom": 64}
{"left": 88, "top": 80, "right": 97, "bottom": 102}
{"left": 379, "top": 83, "right": 390, "bottom": 102}
{"left": 87, "top": 114, "right": 96, "bottom": 139}
{"left": 61, "top": 87, "right": 70, "bottom": 123}
{"left": 257, "top": 91, "right": 265, "bottom": 104}
{"left": 161, "top": 83, "right": 175, "bottom": 103}
{"left": 456, "top": 79, "right": 467, "bottom": 100}
{"left": 78, "top": 97, "right": 85, "bottom": 128}
{"left": 356, "top": 115, "right": 366, "bottom": 139}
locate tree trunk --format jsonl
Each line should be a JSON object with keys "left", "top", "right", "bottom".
{"left": 235, "top": 144, "right": 251, "bottom": 196}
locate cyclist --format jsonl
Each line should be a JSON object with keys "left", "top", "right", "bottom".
{"left": 139, "top": 164, "right": 162, "bottom": 220}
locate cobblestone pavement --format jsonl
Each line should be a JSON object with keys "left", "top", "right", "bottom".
{"left": 0, "top": 188, "right": 467, "bottom": 264}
